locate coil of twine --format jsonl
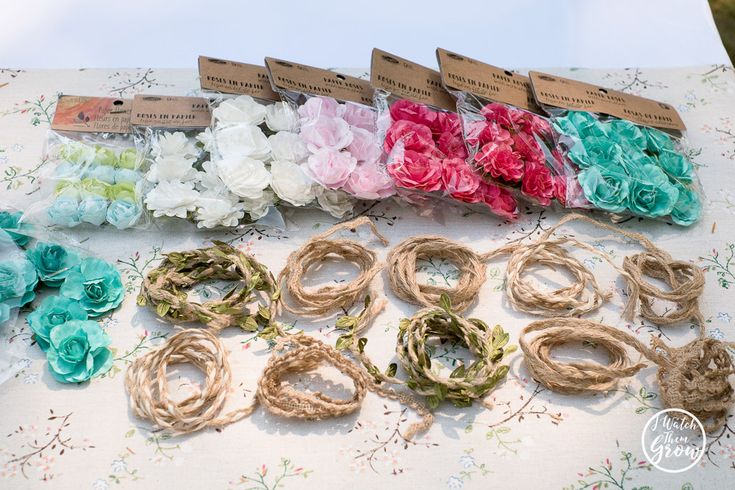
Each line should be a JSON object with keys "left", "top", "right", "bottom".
{"left": 138, "top": 241, "right": 280, "bottom": 332}
{"left": 519, "top": 318, "right": 734, "bottom": 432}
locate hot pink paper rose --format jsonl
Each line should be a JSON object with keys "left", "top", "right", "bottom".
{"left": 476, "top": 142, "right": 524, "bottom": 182}
{"left": 437, "top": 131, "right": 467, "bottom": 159}
{"left": 480, "top": 103, "right": 514, "bottom": 126}
{"left": 384, "top": 120, "right": 435, "bottom": 153}
{"left": 441, "top": 157, "right": 481, "bottom": 202}
{"left": 298, "top": 96, "right": 341, "bottom": 120}
{"left": 465, "top": 120, "right": 512, "bottom": 148}
{"left": 344, "top": 161, "right": 395, "bottom": 200}
{"left": 347, "top": 127, "right": 382, "bottom": 162}
{"left": 521, "top": 162, "right": 555, "bottom": 205}
{"left": 342, "top": 103, "right": 377, "bottom": 131}
{"left": 478, "top": 182, "right": 519, "bottom": 220}
{"left": 431, "top": 112, "right": 461, "bottom": 137}
{"left": 300, "top": 116, "right": 354, "bottom": 153}
{"left": 387, "top": 150, "right": 443, "bottom": 192}
{"left": 511, "top": 132, "right": 545, "bottom": 165}
{"left": 304, "top": 148, "right": 357, "bottom": 189}
{"left": 553, "top": 174, "right": 568, "bottom": 206}
{"left": 389, "top": 99, "right": 437, "bottom": 127}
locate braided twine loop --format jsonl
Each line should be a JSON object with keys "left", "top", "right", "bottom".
{"left": 138, "top": 241, "right": 280, "bottom": 332}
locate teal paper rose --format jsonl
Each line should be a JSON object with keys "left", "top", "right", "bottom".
{"left": 114, "top": 168, "right": 141, "bottom": 184}
{"left": 606, "top": 119, "right": 647, "bottom": 151}
{"left": 107, "top": 199, "right": 141, "bottom": 229}
{"left": 568, "top": 136, "right": 623, "bottom": 169}
{"left": 657, "top": 150, "right": 694, "bottom": 184}
{"left": 671, "top": 185, "right": 702, "bottom": 226}
{"left": 79, "top": 196, "right": 110, "bottom": 226}
{"left": 60, "top": 258, "right": 124, "bottom": 316}
{"left": 578, "top": 165, "right": 630, "bottom": 213}
{"left": 0, "top": 210, "right": 30, "bottom": 247}
{"left": 619, "top": 149, "right": 657, "bottom": 174}
{"left": 26, "top": 242, "right": 81, "bottom": 287}
{"left": 27, "top": 295, "right": 88, "bottom": 350}
{"left": 86, "top": 164, "right": 116, "bottom": 184}
{"left": 628, "top": 164, "right": 680, "bottom": 218}
{"left": 563, "top": 111, "right": 608, "bottom": 138}
{"left": 46, "top": 319, "right": 112, "bottom": 383}
{"left": 0, "top": 256, "right": 38, "bottom": 312}
{"left": 47, "top": 197, "right": 81, "bottom": 227}
{"left": 642, "top": 127, "right": 675, "bottom": 154}
{"left": 118, "top": 148, "right": 140, "bottom": 170}
{"left": 94, "top": 146, "right": 118, "bottom": 167}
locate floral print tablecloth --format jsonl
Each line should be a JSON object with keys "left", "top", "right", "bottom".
{"left": 2, "top": 65, "right": 735, "bottom": 490}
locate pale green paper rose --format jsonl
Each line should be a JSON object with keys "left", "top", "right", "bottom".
{"left": 94, "top": 146, "right": 118, "bottom": 167}
{"left": 627, "top": 164, "right": 679, "bottom": 218}
{"left": 671, "top": 184, "right": 702, "bottom": 226}
{"left": 577, "top": 165, "right": 630, "bottom": 213}
{"left": 46, "top": 319, "right": 112, "bottom": 383}
{"left": 118, "top": 148, "right": 140, "bottom": 170}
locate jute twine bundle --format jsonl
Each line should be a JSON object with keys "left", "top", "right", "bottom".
{"left": 387, "top": 213, "right": 704, "bottom": 323}
{"left": 138, "top": 241, "right": 280, "bottom": 332}
{"left": 520, "top": 318, "right": 734, "bottom": 432}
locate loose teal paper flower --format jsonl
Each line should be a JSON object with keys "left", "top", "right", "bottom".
{"left": 79, "top": 196, "right": 110, "bottom": 226}
{"left": 86, "top": 164, "right": 116, "bottom": 184}
{"left": 578, "top": 165, "right": 630, "bottom": 213}
{"left": 107, "top": 200, "right": 140, "bottom": 229}
{"left": 94, "top": 146, "right": 118, "bottom": 167}
{"left": 46, "top": 319, "right": 112, "bottom": 383}
{"left": 60, "top": 258, "right": 124, "bottom": 316}
{"left": 643, "top": 126, "right": 675, "bottom": 153}
{"left": 26, "top": 242, "right": 81, "bottom": 287}
{"left": 0, "top": 255, "right": 38, "bottom": 309}
{"left": 568, "top": 136, "right": 623, "bottom": 169}
{"left": 47, "top": 197, "right": 81, "bottom": 227}
{"left": 0, "top": 210, "right": 30, "bottom": 247}
{"left": 606, "top": 119, "right": 647, "bottom": 151}
{"left": 80, "top": 178, "right": 110, "bottom": 199}
{"left": 118, "top": 148, "right": 140, "bottom": 170}
{"left": 27, "top": 295, "right": 88, "bottom": 350}
{"left": 628, "top": 164, "right": 680, "bottom": 218}
{"left": 657, "top": 149, "right": 694, "bottom": 184}
{"left": 671, "top": 185, "right": 702, "bottom": 226}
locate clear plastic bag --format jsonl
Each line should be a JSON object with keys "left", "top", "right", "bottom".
{"left": 28, "top": 130, "right": 147, "bottom": 230}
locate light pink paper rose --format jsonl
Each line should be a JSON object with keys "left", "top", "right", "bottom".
{"left": 342, "top": 103, "right": 377, "bottom": 131}
{"left": 300, "top": 116, "right": 354, "bottom": 153}
{"left": 303, "top": 148, "right": 357, "bottom": 189}
{"left": 347, "top": 127, "right": 382, "bottom": 162}
{"left": 344, "top": 161, "right": 395, "bottom": 200}
{"left": 298, "top": 96, "right": 342, "bottom": 120}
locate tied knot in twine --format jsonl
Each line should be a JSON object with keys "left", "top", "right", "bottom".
{"left": 139, "top": 241, "right": 280, "bottom": 332}
{"left": 278, "top": 217, "right": 388, "bottom": 334}
{"left": 520, "top": 318, "right": 735, "bottom": 432}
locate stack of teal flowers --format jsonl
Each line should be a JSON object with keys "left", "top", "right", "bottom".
{"left": 555, "top": 111, "right": 702, "bottom": 226}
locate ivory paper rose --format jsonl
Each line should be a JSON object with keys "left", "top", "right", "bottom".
{"left": 212, "top": 95, "right": 267, "bottom": 126}
{"left": 270, "top": 160, "right": 316, "bottom": 207}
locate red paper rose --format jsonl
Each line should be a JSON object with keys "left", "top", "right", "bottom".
{"left": 437, "top": 131, "right": 467, "bottom": 159}
{"left": 387, "top": 149, "right": 443, "bottom": 192}
{"left": 384, "top": 120, "right": 435, "bottom": 154}
{"left": 389, "top": 99, "right": 437, "bottom": 127}
{"left": 441, "top": 157, "right": 481, "bottom": 202}
{"left": 476, "top": 142, "right": 524, "bottom": 182}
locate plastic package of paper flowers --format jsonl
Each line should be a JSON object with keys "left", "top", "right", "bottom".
{"left": 437, "top": 49, "right": 568, "bottom": 209}
{"left": 265, "top": 57, "right": 394, "bottom": 219}
{"left": 371, "top": 49, "right": 519, "bottom": 220}
{"left": 26, "top": 96, "right": 148, "bottom": 231}
{"left": 529, "top": 71, "right": 704, "bottom": 227}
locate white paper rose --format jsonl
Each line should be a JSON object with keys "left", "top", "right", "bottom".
{"left": 154, "top": 131, "right": 199, "bottom": 159}
{"left": 195, "top": 128, "right": 216, "bottom": 153}
{"left": 196, "top": 161, "right": 228, "bottom": 194}
{"left": 241, "top": 189, "right": 276, "bottom": 220}
{"left": 316, "top": 187, "right": 355, "bottom": 218}
{"left": 146, "top": 155, "right": 198, "bottom": 183}
{"left": 270, "top": 160, "right": 316, "bottom": 207}
{"left": 212, "top": 95, "right": 267, "bottom": 126}
{"left": 144, "top": 181, "right": 200, "bottom": 218}
{"left": 194, "top": 194, "right": 245, "bottom": 228}
{"left": 215, "top": 125, "right": 271, "bottom": 160}
{"left": 216, "top": 156, "right": 272, "bottom": 200}
{"left": 269, "top": 131, "right": 309, "bottom": 163}
{"left": 265, "top": 102, "right": 299, "bottom": 132}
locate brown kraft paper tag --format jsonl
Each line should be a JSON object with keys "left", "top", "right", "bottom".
{"left": 436, "top": 48, "right": 542, "bottom": 114}
{"left": 264, "top": 57, "right": 373, "bottom": 106}
{"left": 370, "top": 48, "right": 456, "bottom": 112}
{"left": 51, "top": 95, "right": 132, "bottom": 133}
{"left": 198, "top": 56, "right": 280, "bottom": 101}
{"left": 529, "top": 71, "right": 686, "bottom": 131}
{"left": 130, "top": 95, "right": 212, "bottom": 128}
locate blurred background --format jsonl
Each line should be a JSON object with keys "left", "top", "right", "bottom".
{"left": 0, "top": 0, "right": 731, "bottom": 69}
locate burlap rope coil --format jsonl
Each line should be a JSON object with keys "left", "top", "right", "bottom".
{"left": 387, "top": 213, "right": 704, "bottom": 323}
{"left": 520, "top": 318, "right": 735, "bottom": 432}
{"left": 138, "top": 241, "right": 280, "bottom": 332}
